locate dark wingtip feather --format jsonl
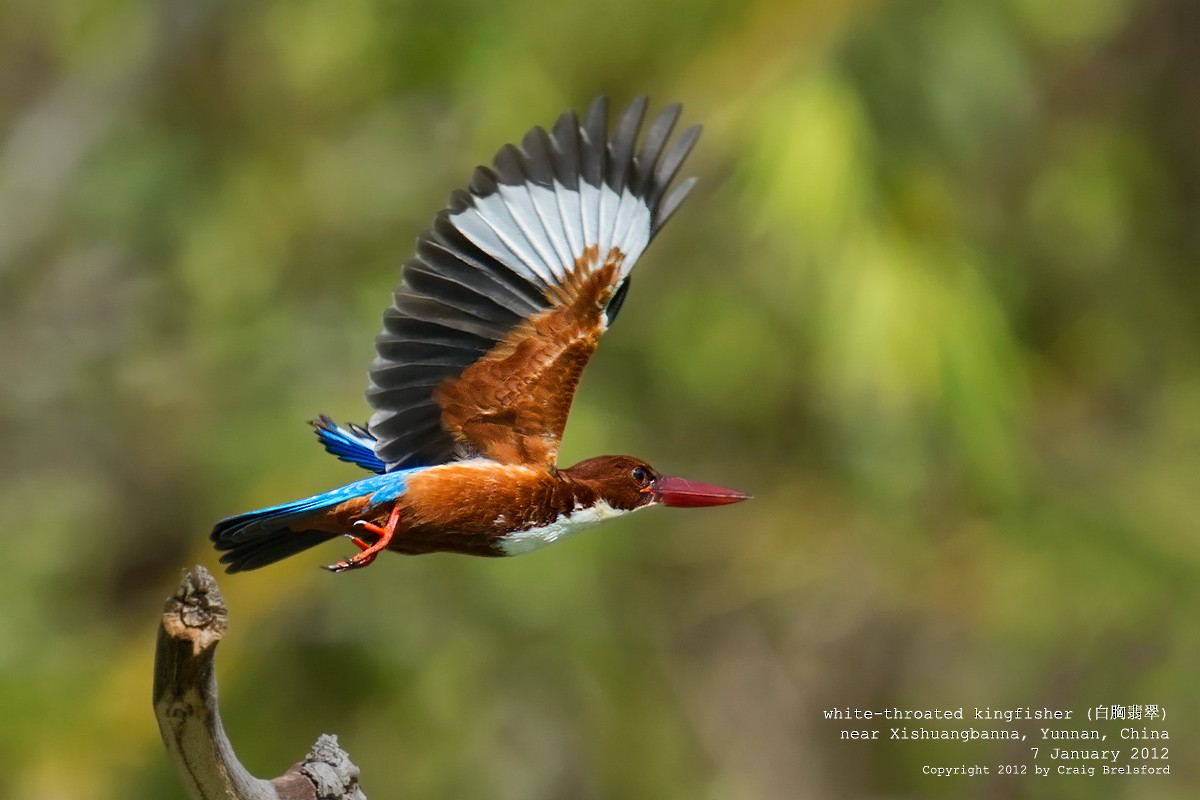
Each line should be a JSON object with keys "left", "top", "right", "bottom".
{"left": 493, "top": 143, "right": 531, "bottom": 187}
{"left": 520, "top": 127, "right": 557, "bottom": 187}
{"left": 580, "top": 96, "right": 608, "bottom": 187}
{"left": 650, "top": 123, "right": 702, "bottom": 207}
{"left": 549, "top": 109, "right": 581, "bottom": 190}
{"left": 468, "top": 166, "right": 501, "bottom": 196}
{"left": 655, "top": 175, "right": 699, "bottom": 232}
{"left": 631, "top": 102, "right": 682, "bottom": 195}
{"left": 446, "top": 189, "right": 473, "bottom": 213}
{"left": 606, "top": 95, "right": 647, "bottom": 193}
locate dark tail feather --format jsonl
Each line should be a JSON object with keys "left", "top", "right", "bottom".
{"left": 214, "top": 527, "right": 335, "bottom": 573}
{"left": 211, "top": 504, "right": 339, "bottom": 573}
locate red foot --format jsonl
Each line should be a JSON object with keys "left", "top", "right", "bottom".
{"left": 326, "top": 504, "right": 402, "bottom": 573}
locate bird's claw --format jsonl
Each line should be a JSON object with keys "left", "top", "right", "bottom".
{"left": 324, "top": 531, "right": 380, "bottom": 572}
{"left": 324, "top": 551, "right": 379, "bottom": 573}
{"left": 324, "top": 504, "right": 403, "bottom": 574}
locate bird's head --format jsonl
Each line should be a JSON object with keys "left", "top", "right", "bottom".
{"left": 563, "top": 455, "right": 750, "bottom": 511}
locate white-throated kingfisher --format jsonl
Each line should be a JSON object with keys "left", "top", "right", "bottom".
{"left": 211, "top": 97, "right": 749, "bottom": 573}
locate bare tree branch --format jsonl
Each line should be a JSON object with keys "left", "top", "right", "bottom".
{"left": 153, "top": 566, "right": 366, "bottom": 800}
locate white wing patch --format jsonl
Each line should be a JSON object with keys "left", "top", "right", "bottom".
{"left": 527, "top": 183, "right": 573, "bottom": 273}
{"left": 451, "top": 183, "right": 651, "bottom": 288}
{"left": 496, "top": 183, "right": 563, "bottom": 281}
{"left": 497, "top": 499, "right": 636, "bottom": 556}
{"left": 578, "top": 181, "right": 601, "bottom": 254}
{"left": 554, "top": 179, "right": 585, "bottom": 258}
{"left": 451, "top": 207, "right": 545, "bottom": 286}
{"left": 459, "top": 199, "right": 557, "bottom": 286}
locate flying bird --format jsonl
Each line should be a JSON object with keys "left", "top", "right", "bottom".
{"left": 212, "top": 96, "right": 749, "bottom": 573}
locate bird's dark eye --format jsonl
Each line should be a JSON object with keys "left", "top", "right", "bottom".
{"left": 631, "top": 466, "right": 650, "bottom": 487}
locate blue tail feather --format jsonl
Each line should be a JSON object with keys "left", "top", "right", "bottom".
{"left": 311, "top": 415, "right": 387, "bottom": 474}
{"left": 211, "top": 469, "right": 413, "bottom": 572}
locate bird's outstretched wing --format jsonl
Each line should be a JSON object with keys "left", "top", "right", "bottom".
{"left": 366, "top": 96, "right": 701, "bottom": 470}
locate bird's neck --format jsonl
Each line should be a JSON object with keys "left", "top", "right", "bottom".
{"left": 493, "top": 473, "right": 627, "bottom": 556}
{"left": 554, "top": 470, "right": 601, "bottom": 508}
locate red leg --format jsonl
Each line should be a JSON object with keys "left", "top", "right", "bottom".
{"left": 326, "top": 504, "right": 402, "bottom": 573}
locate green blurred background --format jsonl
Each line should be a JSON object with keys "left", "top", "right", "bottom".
{"left": 1, "top": 0, "right": 1196, "bottom": 797}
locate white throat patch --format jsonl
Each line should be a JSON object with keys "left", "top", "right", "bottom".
{"left": 498, "top": 499, "right": 634, "bottom": 556}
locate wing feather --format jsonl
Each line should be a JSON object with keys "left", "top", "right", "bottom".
{"left": 367, "top": 97, "right": 701, "bottom": 469}
{"left": 519, "top": 128, "right": 575, "bottom": 271}
{"left": 493, "top": 145, "right": 568, "bottom": 282}
{"left": 549, "top": 109, "right": 587, "bottom": 258}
